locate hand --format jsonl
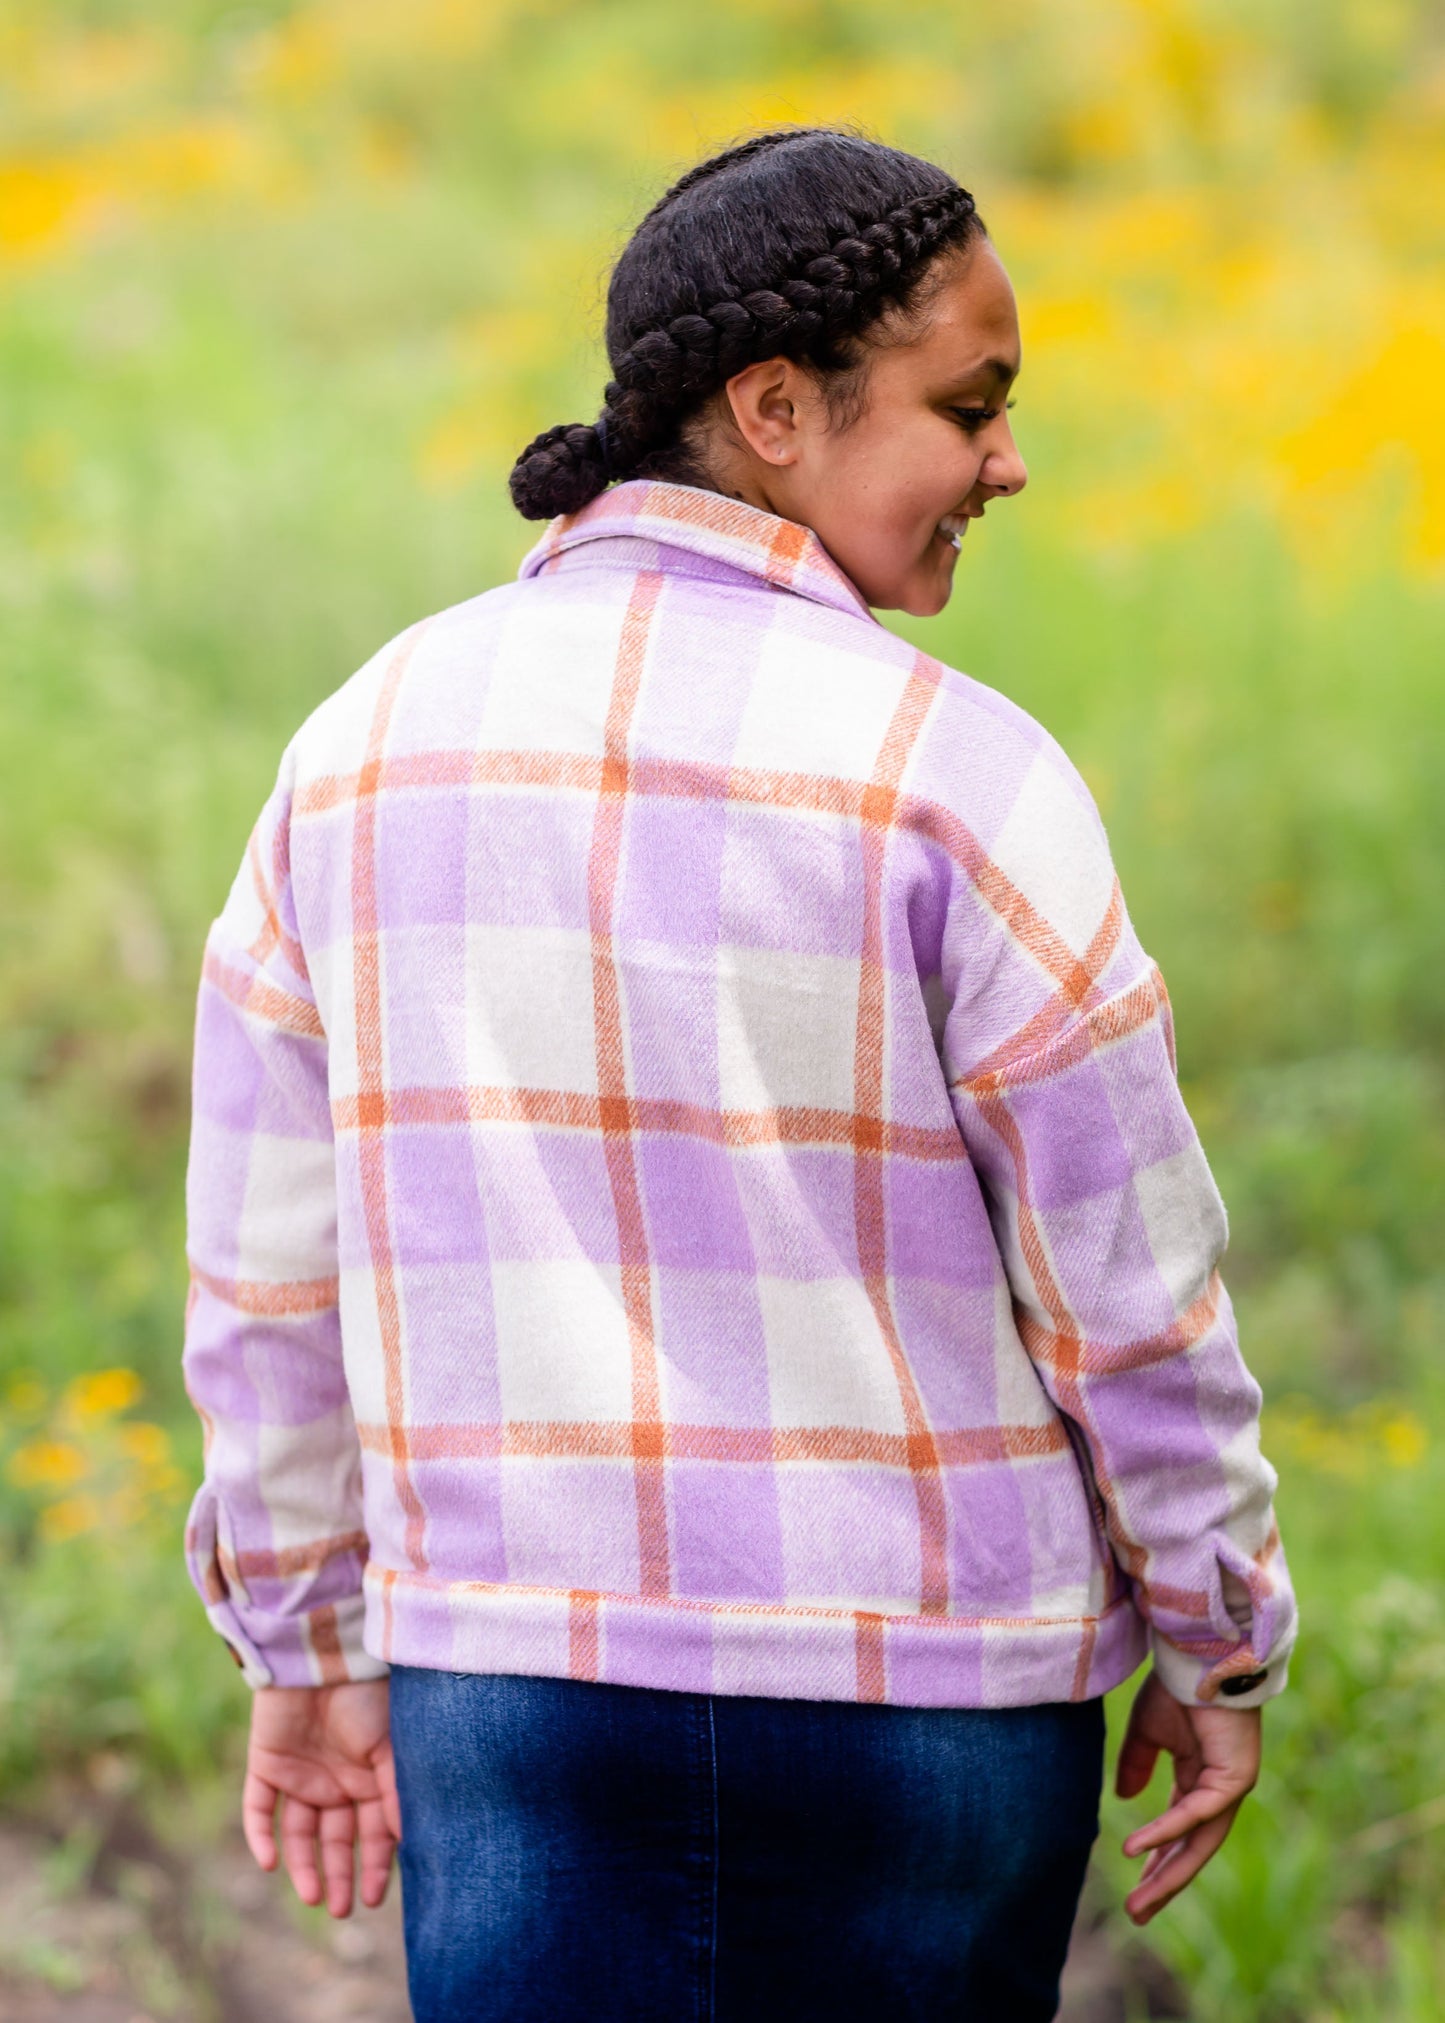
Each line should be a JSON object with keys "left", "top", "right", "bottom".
{"left": 1115, "top": 1668, "right": 1261, "bottom": 1925}
{"left": 242, "top": 1678, "right": 402, "bottom": 1918}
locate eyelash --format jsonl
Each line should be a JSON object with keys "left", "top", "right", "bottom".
{"left": 952, "top": 399, "right": 1017, "bottom": 431}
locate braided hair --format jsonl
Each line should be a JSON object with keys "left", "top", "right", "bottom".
{"left": 509, "top": 127, "right": 985, "bottom": 520}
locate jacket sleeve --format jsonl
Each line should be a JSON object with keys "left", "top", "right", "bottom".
{"left": 182, "top": 742, "right": 385, "bottom": 1690}
{"left": 940, "top": 750, "right": 1298, "bottom": 1710}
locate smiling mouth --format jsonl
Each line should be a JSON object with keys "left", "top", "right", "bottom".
{"left": 935, "top": 510, "right": 980, "bottom": 551}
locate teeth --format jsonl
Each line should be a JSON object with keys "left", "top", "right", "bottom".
{"left": 937, "top": 513, "right": 968, "bottom": 544}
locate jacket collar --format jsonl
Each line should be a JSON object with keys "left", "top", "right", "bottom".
{"left": 516, "top": 478, "right": 876, "bottom": 623}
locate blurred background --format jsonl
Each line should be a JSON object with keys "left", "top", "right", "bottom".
{"left": 1, "top": 2, "right": 1443, "bottom": 2017}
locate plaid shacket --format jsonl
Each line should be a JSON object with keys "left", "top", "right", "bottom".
{"left": 182, "top": 477, "right": 1297, "bottom": 1710}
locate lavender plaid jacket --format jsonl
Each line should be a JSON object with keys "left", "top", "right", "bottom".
{"left": 182, "top": 477, "right": 1296, "bottom": 1710}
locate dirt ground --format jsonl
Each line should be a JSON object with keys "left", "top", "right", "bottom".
{"left": 0, "top": 1801, "right": 411, "bottom": 2023}
{"left": 0, "top": 1801, "right": 1184, "bottom": 2021}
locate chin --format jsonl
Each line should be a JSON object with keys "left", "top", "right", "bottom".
{"left": 897, "top": 580, "right": 953, "bottom": 618}
{"left": 858, "top": 562, "right": 954, "bottom": 616}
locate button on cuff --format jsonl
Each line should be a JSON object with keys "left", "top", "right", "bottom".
{"left": 1218, "top": 1667, "right": 1269, "bottom": 1696}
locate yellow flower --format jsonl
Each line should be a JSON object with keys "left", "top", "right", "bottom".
{"left": 1272, "top": 1397, "right": 1434, "bottom": 1479}
{"left": 1380, "top": 1411, "right": 1427, "bottom": 1470}
{"left": 7, "top": 1438, "right": 89, "bottom": 1491}
{"left": 40, "top": 1494, "right": 103, "bottom": 1543}
{"left": 116, "top": 1420, "right": 171, "bottom": 1468}
{"left": 65, "top": 1367, "right": 143, "bottom": 1421}
{"left": 0, "top": 157, "right": 94, "bottom": 258}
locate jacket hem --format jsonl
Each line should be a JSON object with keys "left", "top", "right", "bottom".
{"left": 362, "top": 1565, "right": 1150, "bottom": 1708}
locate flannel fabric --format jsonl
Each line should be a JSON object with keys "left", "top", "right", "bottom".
{"left": 182, "top": 477, "right": 1297, "bottom": 1711}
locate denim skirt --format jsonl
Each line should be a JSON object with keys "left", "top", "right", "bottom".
{"left": 389, "top": 1666, "right": 1104, "bottom": 2022}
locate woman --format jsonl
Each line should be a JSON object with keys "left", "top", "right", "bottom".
{"left": 182, "top": 126, "right": 1297, "bottom": 2020}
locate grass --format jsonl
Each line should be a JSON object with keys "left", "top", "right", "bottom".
{"left": 2, "top": 3, "right": 1444, "bottom": 2015}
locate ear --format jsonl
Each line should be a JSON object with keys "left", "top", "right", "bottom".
{"left": 721, "top": 356, "right": 809, "bottom": 467}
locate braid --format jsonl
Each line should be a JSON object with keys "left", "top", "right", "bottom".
{"left": 510, "top": 131, "right": 985, "bottom": 521}
{"left": 606, "top": 185, "right": 976, "bottom": 401}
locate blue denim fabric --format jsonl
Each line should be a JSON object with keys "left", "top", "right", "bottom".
{"left": 390, "top": 1667, "right": 1105, "bottom": 2022}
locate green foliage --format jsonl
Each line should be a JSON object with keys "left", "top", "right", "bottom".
{"left": 0, "top": 1497, "right": 245, "bottom": 1796}
{"left": 1095, "top": 1455, "right": 1445, "bottom": 2019}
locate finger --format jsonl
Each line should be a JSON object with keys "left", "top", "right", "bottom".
{"left": 1123, "top": 1781, "right": 1243, "bottom": 1857}
{"left": 319, "top": 1803, "right": 357, "bottom": 1919}
{"left": 1126, "top": 1838, "right": 1195, "bottom": 1923}
{"left": 1126, "top": 1808, "right": 1235, "bottom": 1924}
{"left": 242, "top": 1771, "right": 280, "bottom": 1872}
{"left": 279, "top": 1794, "right": 324, "bottom": 1907}
{"left": 357, "top": 1795, "right": 397, "bottom": 1908}
{"left": 1118, "top": 1773, "right": 1179, "bottom": 1854}
{"left": 373, "top": 1735, "right": 404, "bottom": 1846}
{"left": 1138, "top": 1835, "right": 1183, "bottom": 1888}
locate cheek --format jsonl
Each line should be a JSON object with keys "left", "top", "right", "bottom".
{"left": 810, "top": 421, "right": 975, "bottom": 598}
{"left": 872, "top": 429, "right": 978, "bottom": 521}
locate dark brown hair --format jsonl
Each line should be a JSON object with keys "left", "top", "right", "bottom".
{"left": 508, "top": 126, "right": 985, "bottom": 520}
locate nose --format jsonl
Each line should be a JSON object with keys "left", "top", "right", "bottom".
{"left": 983, "top": 417, "right": 1028, "bottom": 499}
{"left": 985, "top": 449, "right": 1028, "bottom": 500}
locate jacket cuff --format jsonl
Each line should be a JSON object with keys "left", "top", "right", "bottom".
{"left": 210, "top": 1590, "right": 389, "bottom": 1690}
{"left": 187, "top": 1496, "right": 388, "bottom": 1689}
{"left": 1149, "top": 1629, "right": 1291, "bottom": 1710}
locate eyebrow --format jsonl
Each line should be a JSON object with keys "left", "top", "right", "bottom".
{"left": 940, "top": 356, "right": 1020, "bottom": 392}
